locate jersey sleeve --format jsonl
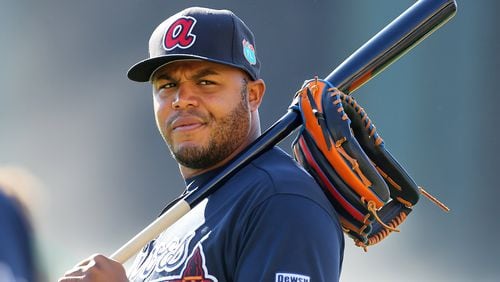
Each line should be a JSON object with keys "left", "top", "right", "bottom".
{"left": 234, "top": 193, "right": 344, "bottom": 282}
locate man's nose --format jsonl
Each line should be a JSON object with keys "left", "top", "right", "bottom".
{"left": 171, "top": 84, "right": 198, "bottom": 109}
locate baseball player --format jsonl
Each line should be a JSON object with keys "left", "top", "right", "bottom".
{"left": 59, "top": 7, "right": 344, "bottom": 282}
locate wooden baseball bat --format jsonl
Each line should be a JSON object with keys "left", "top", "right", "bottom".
{"left": 111, "top": 0, "right": 457, "bottom": 263}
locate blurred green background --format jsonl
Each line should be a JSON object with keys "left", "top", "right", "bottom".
{"left": 1, "top": 0, "right": 498, "bottom": 281}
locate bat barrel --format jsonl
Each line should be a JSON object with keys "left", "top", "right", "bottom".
{"left": 325, "top": 0, "right": 457, "bottom": 93}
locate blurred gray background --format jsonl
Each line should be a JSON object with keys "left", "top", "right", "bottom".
{"left": 0, "top": 0, "right": 498, "bottom": 281}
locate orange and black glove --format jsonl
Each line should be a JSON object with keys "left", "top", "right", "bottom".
{"left": 292, "top": 78, "right": 446, "bottom": 250}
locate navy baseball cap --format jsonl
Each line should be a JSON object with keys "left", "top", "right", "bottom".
{"left": 127, "top": 7, "right": 260, "bottom": 82}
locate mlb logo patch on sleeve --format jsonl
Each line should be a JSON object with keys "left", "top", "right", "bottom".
{"left": 276, "top": 272, "right": 311, "bottom": 282}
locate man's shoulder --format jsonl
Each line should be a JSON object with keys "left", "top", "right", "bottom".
{"left": 251, "top": 146, "right": 304, "bottom": 172}
{"left": 251, "top": 147, "right": 316, "bottom": 186}
{"left": 242, "top": 147, "right": 328, "bottom": 200}
{"left": 219, "top": 146, "right": 335, "bottom": 219}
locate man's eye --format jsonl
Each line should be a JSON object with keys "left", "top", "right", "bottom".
{"left": 158, "top": 82, "right": 176, "bottom": 89}
{"left": 199, "top": 80, "right": 215, "bottom": 85}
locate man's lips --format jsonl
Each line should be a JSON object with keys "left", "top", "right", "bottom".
{"left": 170, "top": 116, "right": 206, "bottom": 132}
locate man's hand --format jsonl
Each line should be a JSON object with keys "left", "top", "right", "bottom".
{"left": 58, "top": 254, "right": 128, "bottom": 282}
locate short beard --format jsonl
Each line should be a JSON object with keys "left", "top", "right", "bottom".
{"left": 170, "top": 81, "right": 251, "bottom": 170}
{"left": 172, "top": 101, "right": 249, "bottom": 169}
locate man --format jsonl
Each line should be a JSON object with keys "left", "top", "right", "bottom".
{"left": 60, "top": 7, "right": 344, "bottom": 282}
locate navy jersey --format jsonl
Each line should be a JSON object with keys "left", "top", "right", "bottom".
{"left": 128, "top": 147, "right": 344, "bottom": 281}
{"left": 0, "top": 190, "right": 36, "bottom": 282}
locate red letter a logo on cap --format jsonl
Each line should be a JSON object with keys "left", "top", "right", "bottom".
{"left": 163, "top": 17, "right": 197, "bottom": 51}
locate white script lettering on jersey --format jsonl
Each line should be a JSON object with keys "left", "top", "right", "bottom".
{"left": 128, "top": 231, "right": 195, "bottom": 279}
{"left": 156, "top": 231, "right": 195, "bottom": 272}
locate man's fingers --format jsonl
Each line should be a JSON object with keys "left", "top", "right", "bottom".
{"left": 59, "top": 254, "right": 128, "bottom": 282}
{"left": 58, "top": 256, "right": 98, "bottom": 282}
{"left": 76, "top": 258, "right": 91, "bottom": 267}
{"left": 59, "top": 265, "right": 96, "bottom": 281}
{"left": 58, "top": 275, "right": 84, "bottom": 282}
{"left": 64, "top": 266, "right": 86, "bottom": 277}
{"left": 76, "top": 253, "right": 102, "bottom": 267}
{"left": 64, "top": 256, "right": 97, "bottom": 276}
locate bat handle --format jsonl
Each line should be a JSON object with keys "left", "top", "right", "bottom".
{"left": 110, "top": 200, "right": 191, "bottom": 264}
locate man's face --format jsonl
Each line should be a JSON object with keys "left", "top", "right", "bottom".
{"left": 151, "top": 60, "right": 252, "bottom": 171}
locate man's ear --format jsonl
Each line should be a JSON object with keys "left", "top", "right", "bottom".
{"left": 247, "top": 79, "right": 266, "bottom": 112}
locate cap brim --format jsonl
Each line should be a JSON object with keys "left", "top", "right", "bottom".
{"left": 127, "top": 55, "right": 209, "bottom": 82}
{"left": 127, "top": 55, "right": 258, "bottom": 82}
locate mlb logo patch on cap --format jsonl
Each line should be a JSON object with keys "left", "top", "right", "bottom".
{"left": 242, "top": 39, "right": 257, "bottom": 65}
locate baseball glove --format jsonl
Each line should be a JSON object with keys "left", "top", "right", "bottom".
{"left": 291, "top": 78, "right": 446, "bottom": 250}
